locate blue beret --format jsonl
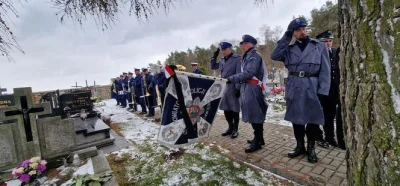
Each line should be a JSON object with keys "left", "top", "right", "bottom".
{"left": 190, "top": 62, "right": 198, "bottom": 66}
{"left": 316, "top": 30, "right": 334, "bottom": 40}
{"left": 292, "top": 17, "right": 308, "bottom": 30}
{"left": 134, "top": 68, "right": 140, "bottom": 71}
{"left": 219, "top": 42, "right": 232, "bottom": 49}
{"left": 240, "top": 35, "right": 257, "bottom": 45}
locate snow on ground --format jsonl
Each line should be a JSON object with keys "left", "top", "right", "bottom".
{"left": 98, "top": 99, "right": 296, "bottom": 186}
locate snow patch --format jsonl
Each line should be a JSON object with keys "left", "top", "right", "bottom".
{"left": 73, "top": 159, "right": 95, "bottom": 176}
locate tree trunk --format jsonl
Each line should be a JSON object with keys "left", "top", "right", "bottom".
{"left": 338, "top": 0, "right": 400, "bottom": 185}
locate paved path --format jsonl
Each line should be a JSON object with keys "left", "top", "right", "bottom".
{"left": 203, "top": 115, "right": 347, "bottom": 186}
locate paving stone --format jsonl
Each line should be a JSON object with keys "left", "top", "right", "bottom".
{"left": 311, "top": 166, "right": 325, "bottom": 175}
{"left": 321, "top": 169, "right": 334, "bottom": 178}
{"left": 338, "top": 165, "right": 347, "bottom": 174}
{"left": 300, "top": 166, "right": 312, "bottom": 174}
{"left": 328, "top": 176, "right": 344, "bottom": 185}
{"left": 330, "top": 160, "right": 342, "bottom": 167}
{"left": 321, "top": 157, "right": 333, "bottom": 165}
{"left": 205, "top": 117, "right": 346, "bottom": 186}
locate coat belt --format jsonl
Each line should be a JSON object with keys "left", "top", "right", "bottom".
{"left": 289, "top": 71, "right": 318, "bottom": 77}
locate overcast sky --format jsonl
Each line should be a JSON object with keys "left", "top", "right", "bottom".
{"left": 0, "top": 0, "right": 329, "bottom": 93}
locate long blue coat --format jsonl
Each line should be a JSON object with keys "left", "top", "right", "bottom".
{"left": 134, "top": 75, "right": 143, "bottom": 104}
{"left": 228, "top": 48, "right": 268, "bottom": 124}
{"left": 271, "top": 35, "right": 330, "bottom": 125}
{"left": 210, "top": 53, "right": 241, "bottom": 112}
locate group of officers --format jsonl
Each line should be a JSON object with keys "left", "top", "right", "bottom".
{"left": 209, "top": 17, "right": 345, "bottom": 164}
{"left": 110, "top": 17, "right": 344, "bottom": 164}
{"left": 110, "top": 62, "right": 204, "bottom": 118}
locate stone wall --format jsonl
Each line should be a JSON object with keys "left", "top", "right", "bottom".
{"left": 32, "top": 85, "right": 111, "bottom": 103}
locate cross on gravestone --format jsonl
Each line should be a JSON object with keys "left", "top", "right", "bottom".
{"left": 71, "top": 82, "right": 82, "bottom": 89}
{"left": 0, "top": 87, "right": 51, "bottom": 162}
{"left": 5, "top": 96, "right": 44, "bottom": 142}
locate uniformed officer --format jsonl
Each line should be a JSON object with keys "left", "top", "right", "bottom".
{"left": 271, "top": 17, "right": 331, "bottom": 163}
{"left": 110, "top": 78, "right": 118, "bottom": 105}
{"left": 127, "top": 72, "right": 135, "bottom": 111}
{"left": 191, "top": 62, "right": 203, "bottom": 74}
{"left": 210, "top": 42, "right": 241, "bottom": 138}
{"left": 227, "top": 35, "right": 269, "bottom": 153}
{"left": 134, "top": 69, "right": 146, "bottom": 114}
{"left": 117, "top": 75, "right": 127, "bottom": 108}
{"left": 141, "top": 68, "right": 155, "bottom": 117}
{"left": 150, "top": 65, "right": 166, "bottom": 109}
{"left": 315, "top": 30, "right": 345, "bottom": 150}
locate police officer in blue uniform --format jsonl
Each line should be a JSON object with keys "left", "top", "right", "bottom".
{"left": 141, "top": 68, "right": 155, "bottom": 117}
{"left": 211, "top": 42, "right": 242, "bottom": 138}
{"left": 191, "top": 62, "right": 203, "bottom": 74}
{"left": 111, "top": 77, "right": 119, "bottom": 105}
{"left": 134, "top": 69, "right": 146, "bottom": 114}
{"left": 117, "top": 75, "right": 127, "bottom": 108}
{"left": 150, "top": 66, "right": 166, "bottom": 109}
{"left": 227, "top": 35, "right": 268, "bottom": 153}
{"left": 127, "top": 72, "right": 135, "bottom": 111}
{"left": 271, "top": 17, "right": 331, "bottom": 163}
{"left": 315, "top": 30, "right": 345, "bottom": 150}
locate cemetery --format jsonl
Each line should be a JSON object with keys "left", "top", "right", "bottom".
{"left": 0, "top": 87, "right": 119, "bottom": 185}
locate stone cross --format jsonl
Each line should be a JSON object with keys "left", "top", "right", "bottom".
{"left": 0, "top": 87, "right": 51, "bottom": 159}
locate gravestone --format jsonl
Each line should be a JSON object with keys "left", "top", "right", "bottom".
{"left": 0, "top": 87, "right": 7, "bottom": 95}
{"left": 36, "top": 116, "right": 77, "bottom": 159}
{"left": 59, "top": 91, "right": 93, "bottom": 118}
{"left": 0, "top": 95, "right": 14, "bottom": 108}
{"left": 0, "top": 87, "right": 51, "bottom": 171}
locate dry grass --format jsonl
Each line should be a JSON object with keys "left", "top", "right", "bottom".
{"left": 109, "top": 123, "right": 124, "bottom": 137}
{"left": 106, "top": 154, "right": 134, "bottom": 186}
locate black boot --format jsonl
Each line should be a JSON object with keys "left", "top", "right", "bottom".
{"left": 222, "top": 123, "right": 233, "bottom": 136}
{"left": 231, "top": 123, "right": 239, "bottom": 139}
{"left": 307, "top": 140, "right": 318, "bottom": 163}
{"left": 245, "top": 124, "right": 262, "bottom": 153}
{"left": 288, "top": 138, "right": 306, "bottom": 158}
{"left": 247, "top": 136, "right": 265, "bottom": 145}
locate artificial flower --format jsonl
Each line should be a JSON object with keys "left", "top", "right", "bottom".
{"left": 40, "top": 160, "right": 47, "bottom": 165}
{"left": 19, "top": 174, "right": 30, "bottom": 182}
{"left": 30, "top": 157, "right": 40, "bottom": 163}
{"left": 29, "top": 163, "right": 38, "bottom": 169}
{"left": 28, "top": 170, "right": 36, "bottom": 176}
{"left": 15, "top": 167, "right": 24, "bottom": 174}
{"left": 21, "top": 160, "right": 31, "bottom": 167}
{"left": 37, "top": 165, "right": 46, "bottom": 173}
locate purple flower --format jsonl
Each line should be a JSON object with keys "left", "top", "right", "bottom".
{"left": 37, "top": 165, "right": 46, "bottom": 172}
{"left": 19, "top": 174, "right": 30, "bottom": 182}
{"left": 13, "top": 172, "right": 21, "bottom": 178}
{"left": 21, "top": 160, "right": 31, "bottom": 167}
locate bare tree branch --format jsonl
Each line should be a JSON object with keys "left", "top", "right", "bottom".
{"left": 0, "top": 0, "right": 25, "bottom": 62}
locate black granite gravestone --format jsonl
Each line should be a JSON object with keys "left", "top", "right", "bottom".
{"left": 59, "top": 91, "right": 94, "bottom": 119}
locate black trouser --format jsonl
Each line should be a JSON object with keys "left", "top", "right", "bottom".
{"left": 292, "top": 123, "right": 320, "bottom": 141}
{"left": 319, "top": 94, "right": 338, "bottom": 142}
{"left": 252, "top": 123, "right": 263, "bottom": 136}
{"left": 336, "top": 101, "right": 345, "bottom": 145}
{"left": 145, "top": 96, "right": 155, "bottom": 115}
{"left": 223, "top": 111, "right": 240, "bottom": 125}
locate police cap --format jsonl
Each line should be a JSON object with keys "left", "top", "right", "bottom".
{"left": 128, "top": 71, "right": 133, "bottom": 75}
{"left": 122, "top": 72, "right": 127, "bottom": 75}
{"left": 142, "top": 68, "right": 148, "bottom": 72}
{"left": 134, "top": 68, "right": 140, "bottom": 72}
{"left": 316, "top": 30, "right": 334, "bottom": 40}
{"left": 190, "top": 62, "right": 198, "bottom": 66}
{"left": 219, "top": 42, "right": 232, "bottom": 49}
{"left": 240, "top": 35, "right": 257, "bottom": 45}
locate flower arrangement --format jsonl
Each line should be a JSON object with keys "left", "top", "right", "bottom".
{"left": 11, "top": 157, "right": 47, "bottom": 185}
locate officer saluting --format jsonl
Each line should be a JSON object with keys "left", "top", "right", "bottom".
{"left": 271, "top": 17, "right": 330, "bottom": 163}
{"left": 315, "top": 30, "right": 345, "bottom": 150}
{"left": 191, "top": 62, "right": 203, "bottom": 74}
{"left": 210, "top": 42, "right": 241, "bottom": 138}
{"left": 227, "top": 35, "right": 269, "bottom": 153}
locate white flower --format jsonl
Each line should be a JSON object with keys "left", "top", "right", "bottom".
{"left": 28, "top": 170, "right": 37, "bottom": 176}
{"left": 30, "top": 157, "right": 40, "bottom": 163}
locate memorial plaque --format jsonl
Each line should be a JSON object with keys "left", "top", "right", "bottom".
{"left": 0, "top": 95, "right": 15, "bottom": 108}
{"left": 59, "top": 91, "right": 93, "bottom": 115}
